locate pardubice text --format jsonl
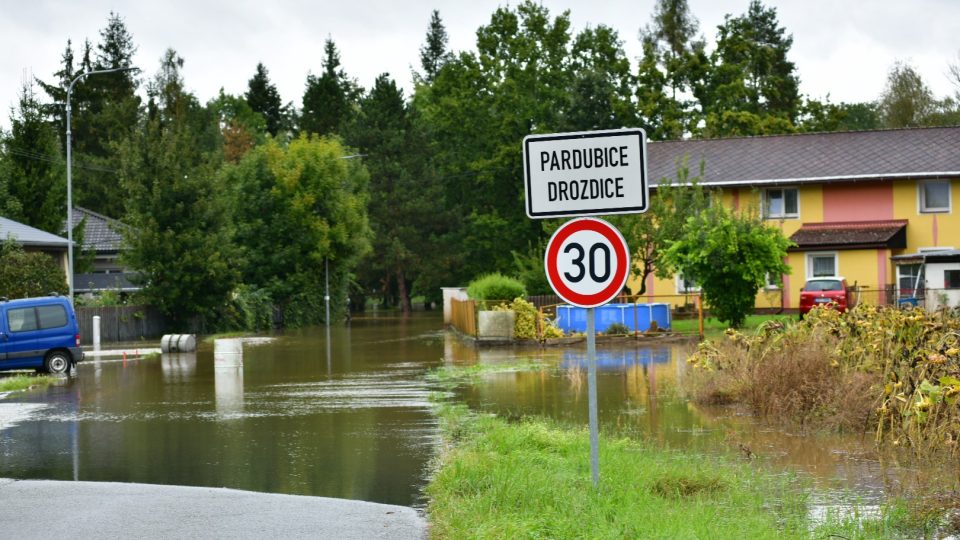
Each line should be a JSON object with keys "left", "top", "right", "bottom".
{"left": 539, "top": 146, "right": 629, "bottom": 202}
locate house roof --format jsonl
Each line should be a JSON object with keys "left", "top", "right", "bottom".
{"left": 647, "top": 126, "right": 960, "bottom": 187}
{"left": 788, "top": 220, "right": 908, "bottom": 251}
{"left": 69, "top": 207, "right": 125, "bottom": 253}
{"left": 891, "top": 249, "right": 960, "bottom": 264}
{"left": 0, "top": 216, "right": 69, "bottom": 248}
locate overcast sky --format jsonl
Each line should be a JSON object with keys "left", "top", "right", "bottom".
{"left": 2, "top": 0, "right": 959, "bottom": 131}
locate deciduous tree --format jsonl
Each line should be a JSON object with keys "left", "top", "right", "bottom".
{"left": 662, "top": 202, "right": 793, "bottom": 328}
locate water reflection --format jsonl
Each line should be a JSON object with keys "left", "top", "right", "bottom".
{"left": 215, "top": 367, "right": 244, "bottom": 418}
{"left": 0, "top": 313, "right": 444, "bottom": 507}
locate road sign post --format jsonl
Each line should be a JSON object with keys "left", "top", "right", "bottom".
{"left": 525, "top": 128, "right": 647, "bottom": 490}
{"left": 543, "top": 217, "right": 630, "bottom": 488}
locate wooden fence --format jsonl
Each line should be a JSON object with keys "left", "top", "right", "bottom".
{"left": 75, "top": 305, "right": 200, "bottom": 344}
{"left": 450, "top": 299, "right": 477, "bottom": 336}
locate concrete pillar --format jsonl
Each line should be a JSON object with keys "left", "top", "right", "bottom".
{"left": 92, "top": 315, "right": 101, "bottom": 350}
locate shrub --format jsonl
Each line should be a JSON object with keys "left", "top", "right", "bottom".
{"left": 467, "top": 273, "right": 526, "bottom": 307}
{"left": 605, "top": 322, "right": 631, "bottom": 336}
{"left": 0, "top": 240, "right": 67, "bottom": 299}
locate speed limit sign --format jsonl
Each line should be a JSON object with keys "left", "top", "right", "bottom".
{"left": 544, "top": 218, "right": 630, "bottom": 308}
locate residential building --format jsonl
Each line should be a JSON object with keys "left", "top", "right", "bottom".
{"left": 69, "top": 207, "right": 140, "bottom": 294}
{"left": 633, "top": 126, "right": 960, "bottom": 310}
{"left": 0, "top": 216, "right": 70, "bottom": 277}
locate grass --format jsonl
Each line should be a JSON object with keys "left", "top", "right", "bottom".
{"left": 428, "top": 360, "right": 549, "bottom": 384}
{"left": 0, "top": 374, "right": 58, "bottom": 393}
{"left": 671, "top": 313, "right": 795, "bottom": 338}
{"left": 427, "top": 404, "right": 813, "bottom": 539}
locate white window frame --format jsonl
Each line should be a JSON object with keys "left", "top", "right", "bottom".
{"left": 896, "top": 263, "right": 924, "bottom": 293}
{"left": 675, "top": 273, "right": 701, "bottom": 294}
{"left": 918, "top": 180, "right": 951, "bottom": 214}
{"left": 805, "top": 252, "right": 838, "bottom": 279}
{"left": 762, "top": 187, "right": 800, "bottom": 220}
{"left": 764, "top": 272, "right": 782, "bottom": 290}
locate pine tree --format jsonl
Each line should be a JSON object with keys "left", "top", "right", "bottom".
{"left": 301, "top": 39, "right": 358, "bottom": 136}
{"left": 417, "top": 10, "right": 452, "bottom": 84}
{"left": 244, "top": 63, "right": 284, "bottom": 137}
{"left": 1, "top": 82, "right": 66, "bottom": 233}
{"left": 698, "top": 0, "right": 800, "bottom": 136}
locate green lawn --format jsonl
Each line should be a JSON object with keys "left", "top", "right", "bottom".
{"left": 671, "top": 313, "right": 795, "bottom": 338}
{"left": 0, "top": 374, "right": 57, "bottom": 393}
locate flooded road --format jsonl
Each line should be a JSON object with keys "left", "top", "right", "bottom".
{"left": 0, "top": 311, "right": 952, "bottom": 509}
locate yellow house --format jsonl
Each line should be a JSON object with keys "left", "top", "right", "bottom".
{"left": 633, "top": 126, "right": 960, "bottom": 311}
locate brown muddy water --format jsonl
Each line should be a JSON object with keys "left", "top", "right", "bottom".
{"left": 0, "top": 312, "right": 953, "bottom": 512}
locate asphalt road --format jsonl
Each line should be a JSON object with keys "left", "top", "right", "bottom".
{"left": 0, "top": 479, "right": 427, "bottom": 539}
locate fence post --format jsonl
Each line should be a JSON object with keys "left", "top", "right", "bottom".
{"left": 697, "top": 294, "right": 704, "bottom": 340}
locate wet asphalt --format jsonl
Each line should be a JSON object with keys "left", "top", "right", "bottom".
{"left": 0, "top": 479, "right": 427, "bottom": 539}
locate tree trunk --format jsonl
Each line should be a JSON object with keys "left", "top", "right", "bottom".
{"left": 397, "top": 270, "right": 412, "bottom": 315}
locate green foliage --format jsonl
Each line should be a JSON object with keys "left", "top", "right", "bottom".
{"left": 118, "top": 49, "right": 238, "bottom": 326}
{"left": 76, "top": 289, "right": 124, "bottom": 307}
{"left": 511, "top": 241, "right": 552, "bottom": 296}
{"left": 879, "top": 61, "right": 940, "bottom": 128}
{"left": 245, "top": 63, "right": 286, "bottom": 137}
{"left": 662, "top": 203, "right": 792, "bottom": 328}
{"left": 605, "top": 322, "right": 631, "bottom": 336}
{"left": 2, "top": 82, "right": 65, "bottom": 233}
{"left": 0, "top": 240, "right": 68, "bottom": 299}
{"left": 221, "top": 285, "right": 274, "bottom": 331}
{"left": 611, "top": 159, "right": 711, "bottom": 295}
{"left": 224, "top": 135, "right": 371, "bottom": 324}
{"left": 467, "top": 273, "right": 527, "bottom": 304}
{"left": 343, "top": 74, "right": 443, "bottom": 312}
{"left": 416, "top": 10, "right": 452, "bottom": 84}
{"left": 0, "top": 374, "right": 58, "bottom": 393}
{"left": 301, "top": 39, "right": 360, "bottom": 136}
{"left": 697, "top": 0, "right": 800, "bottom": 137}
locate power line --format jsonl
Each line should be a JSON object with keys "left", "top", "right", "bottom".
{"left": 4, "top": 147, "right": 120, "bottom": 174}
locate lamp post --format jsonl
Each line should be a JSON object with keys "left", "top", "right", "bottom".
{"left": 65, "top": 66, "right": 139, "bottom": 304}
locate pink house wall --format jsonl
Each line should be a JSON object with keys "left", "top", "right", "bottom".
{"left": 822, "top": 182, "right": 894, "bottom": 222}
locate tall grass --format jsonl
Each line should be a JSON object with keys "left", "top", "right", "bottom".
{"left": 686, "top": 306, "right": 960, "bottom": 454}
{"left": 427, "top": 404, "right": 812, "bottom": 539}
{"left": 0, "top": 374, "right": 57, "bottom": 393}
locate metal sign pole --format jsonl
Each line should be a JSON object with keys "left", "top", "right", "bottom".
{"left": 586, "top": 307, "right": 600, "bottom": 488}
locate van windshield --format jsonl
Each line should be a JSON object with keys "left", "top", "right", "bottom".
{"left": 805, "top": 280, "right": 843, "bottom": 292}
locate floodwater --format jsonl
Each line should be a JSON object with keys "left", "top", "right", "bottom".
{"left": 0, "top": 312, "right": 953, "bottom": 510}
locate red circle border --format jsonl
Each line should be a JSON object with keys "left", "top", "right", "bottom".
{"left": 544, "top": 218, "right": 630, "bottom": 308}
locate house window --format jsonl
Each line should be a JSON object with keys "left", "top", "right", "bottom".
{"left": 806, "top": 252, "right": 837, "bottom": 279}
{"left": 676, "top": 273, "right": 701, "bottom": 294}
{"left": 897, "top": 264, "right": 924, "bottom": 295}
{"left": 946, "top": 270, "right": 960, "bottom": 289}
{"left": 765, "top": 272, "right": 781, "bottom": 289}
{"left": 918, "top": 180, "right": 951, "bottom": 213}
{"left": 762, "top": 188, "right": 799, "bottom": 219}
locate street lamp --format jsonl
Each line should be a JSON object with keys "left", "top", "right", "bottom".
{"left": 65, "top": 66, "right": 139, "bottom": 304}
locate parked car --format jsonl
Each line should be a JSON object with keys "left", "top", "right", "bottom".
{"left": 0, "top": 296, "right": 83, "bottom": 374}
{"left": 799, "top": 277, "right": 855, "bottom": 318}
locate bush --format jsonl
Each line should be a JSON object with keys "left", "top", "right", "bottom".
{"left": 605, "top": 322, "right": 631, "bottom": 336}
{"left": 0, "top": 240, "right": 67, "bottom": 299}
{"left": 467, "top": 273, "right": 526, "bottom": 307}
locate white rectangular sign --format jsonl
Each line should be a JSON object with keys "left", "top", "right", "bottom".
{"left": 523, "top": 128, "right": 648, "bottom": 219}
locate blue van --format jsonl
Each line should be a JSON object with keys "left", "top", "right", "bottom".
{"left": 0, "top": 296, "right": 83, "bottom": 374}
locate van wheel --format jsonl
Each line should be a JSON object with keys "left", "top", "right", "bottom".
{"left": 44, "top": 351, "right": 71, "bottom": 375}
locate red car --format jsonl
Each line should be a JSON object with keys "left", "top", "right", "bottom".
{"left": 799, "top": 277, "right": 853, "bottom": 318}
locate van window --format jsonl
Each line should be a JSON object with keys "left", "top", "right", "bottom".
{"left": 37, "top": 305, "right": 68, "bottom": 329}
{"left": 8, "top": 307, "right": 38, "bottom": 332}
